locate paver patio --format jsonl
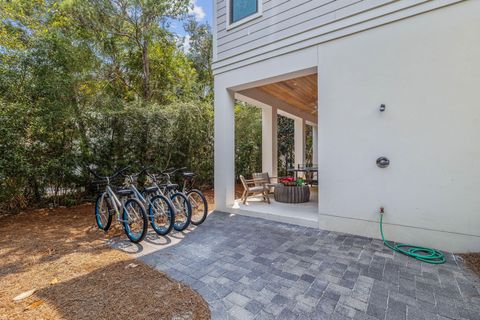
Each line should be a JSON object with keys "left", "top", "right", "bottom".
{"left": 116, "top": 212, "right": 480, "bottom": 320}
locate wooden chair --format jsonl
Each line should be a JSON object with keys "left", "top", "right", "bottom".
{"left": 239, "top": 175, "right": 270, "bottom": 204}
{"left": 252, "top": 172, "right": 277, "bottom": 194}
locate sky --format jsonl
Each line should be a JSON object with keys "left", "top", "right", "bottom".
{"left": 170, "top": 0, "right": 213, "bottom": 35}
{"left": 190, "top": 0, "right": 213, "bottom": 26}
{"left": 169, "top": 0, "right": 213, "bottom": 52}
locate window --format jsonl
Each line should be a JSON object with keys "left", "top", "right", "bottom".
{"left": 227, "top": 0, "right": 262, "bottom": 29}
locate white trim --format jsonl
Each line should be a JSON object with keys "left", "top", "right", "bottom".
{"left": 213, "top": 0, "right": 218, "bottom": 62}
{"left": 226, "top": 0, "right": 263, "bottom": 31}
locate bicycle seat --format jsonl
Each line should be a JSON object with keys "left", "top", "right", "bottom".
{"left": 117, "top": 189, "right": 134, "bottom": 196}
{"left": 160, "top": 183, "right": 178, "bottom": 190}
{"left": 182, "top": 172, "right": 195, "bottom": 178}
{"left": 143, "top": 186, "right": 158, "bottom": 193}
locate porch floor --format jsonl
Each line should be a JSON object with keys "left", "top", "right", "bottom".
{"left": 231, "top": 188, "right": 319, "bottom": 228}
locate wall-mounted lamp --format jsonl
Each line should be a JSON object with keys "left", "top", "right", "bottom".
{"left": 376, "top": 157, "right": 390, "bottom": 168}
{"left": 379, "top": 104, "right": 386, "bottom": 112}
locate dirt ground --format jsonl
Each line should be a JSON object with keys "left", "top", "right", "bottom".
{"left": 460, "top": 253, "right": 480, "bottom": 277}
{"left": 0, "top": 203, "right": 211, "bottom": 320}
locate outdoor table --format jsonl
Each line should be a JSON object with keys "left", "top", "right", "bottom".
{"left": 287, "top": 167, "right": 318, "bottom": 180}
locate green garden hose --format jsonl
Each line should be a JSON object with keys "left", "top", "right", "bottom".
{"left": 379, "top": 213, "right": 445, "bottom": 264}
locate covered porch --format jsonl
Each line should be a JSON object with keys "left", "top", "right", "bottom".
{"left": 229, "top": 71, "right": 319, "bottom": 227}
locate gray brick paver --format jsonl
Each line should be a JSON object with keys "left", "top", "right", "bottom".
{"left": 125, "top": 211, "right": 480, "bottom": 320}
{"left": 225, "top": 291, "right": 250, "bottom": 306}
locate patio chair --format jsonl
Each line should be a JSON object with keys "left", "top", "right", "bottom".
{"left": 239, "top": 175, "right": 270, "bottom": 204}
{"left": 252, "top": 172, "right": 278, "bottom": 194}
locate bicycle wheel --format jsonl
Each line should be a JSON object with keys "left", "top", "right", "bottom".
{"left": 122, "top": 199, "right": 148, "bottom": 243}
{"left": 187, "top": 189, "right": 208, "bottom": 225}
{"left": 170, "top": 192, "right": 192, "bottom": 231}
{"left": 149, "top": 195, "right": 174, "bottom": 235}
{"left": 95, "top": 193, "right": 113, "bottom": 231}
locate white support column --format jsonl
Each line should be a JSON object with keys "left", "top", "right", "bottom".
{"left": 312, "top": 125, "right": 318, "bottom": 165}
{"left": 214, "top": 80, "right": 235, "bottom": 210}
{"left": 294, "top": 117, "right": 306, "bottom": 169}
{"left": 262, "top": 106, "right": 278, "bottom": 178}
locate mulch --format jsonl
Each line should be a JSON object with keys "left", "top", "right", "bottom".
{"left": 459, "top": 253, "right": 480, "bottom": 277}
{"left": 0, "top": 203, "right": 210, "bottom": 320}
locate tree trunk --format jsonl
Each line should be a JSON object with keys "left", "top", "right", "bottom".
{"left": 142, "top": 39, "right": 150, "bottom": 100}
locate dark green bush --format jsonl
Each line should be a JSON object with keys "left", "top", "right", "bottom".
{"left": 0, "top": 100, "right": 214, "bottom": 212}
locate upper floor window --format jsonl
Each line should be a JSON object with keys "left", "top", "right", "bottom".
{"left": 227, "top": 0, "right": 262, "bottom": 30}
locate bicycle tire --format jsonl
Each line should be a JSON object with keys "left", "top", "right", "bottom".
{"left": 187, "top": 189, "right": 208, "bottom": 225}
{"left": 122, "top": 198, "right": 148, "bottom": 243}
{"left": 149, "top": 195, "right": 175, "bottom": 235}
{"left": 95, "top": 193, "right": 113, "bottom": 231}
{"left": 170, "top": 192, "right": 192, "bottom": 231}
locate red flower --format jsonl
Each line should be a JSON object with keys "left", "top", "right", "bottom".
{"left": 280, "top": 176, "right": 295, "bottom": 184}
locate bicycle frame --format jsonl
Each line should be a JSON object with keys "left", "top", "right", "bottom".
{"left": 101, "top": 184, "right": 123, "bottom": 220}
{"left": 123, "top": 175, "right": 171, "bottom": 215}
{"left": 124, "top": 176, "right": 147, "bottom": 205}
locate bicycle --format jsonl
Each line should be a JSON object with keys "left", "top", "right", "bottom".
{"left": 145, "top": 168, "right": 192, "bottom": 232}
{"left": 90, "top": 167, "right": 148, "bottom": 243}
{"left": 178, "top": 169, "right": 208, "bottom": 225}
{"left": 122, "top": 169, "right": 175, "bottom": 236}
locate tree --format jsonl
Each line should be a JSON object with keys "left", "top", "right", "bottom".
{"left": 63, "top": 0, "right": 192, "bottom": 102}
{"left": 184, "top": 18, "right": 213, "bottom": 100}
{"left": 277, "top": 116, "right": 294, "bottom": 176}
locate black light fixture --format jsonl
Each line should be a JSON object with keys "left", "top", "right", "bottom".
{"left": 379, "top": 104, "right": 386, "bottom": 112}
{"left": 376, "top": 157, "right": 390, "bottom": 168}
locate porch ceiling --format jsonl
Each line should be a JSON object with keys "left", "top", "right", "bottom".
{"left": 256, "top": 74, "right": 317, "bottom": 115}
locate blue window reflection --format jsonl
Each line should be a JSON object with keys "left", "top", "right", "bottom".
{"left": 230, "top": 0, "right": 258, "bottom": 23}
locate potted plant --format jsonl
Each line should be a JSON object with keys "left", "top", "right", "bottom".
{"left": 279, "top": 177, "right": 305, "bottom": 186}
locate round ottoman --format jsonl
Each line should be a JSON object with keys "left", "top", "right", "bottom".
{"left": 274, "top": 184, "right": 310, "bottom": 203}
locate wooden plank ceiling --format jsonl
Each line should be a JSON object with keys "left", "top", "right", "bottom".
{"left": 257, "top": 74, "right": 317, "bottom": 114}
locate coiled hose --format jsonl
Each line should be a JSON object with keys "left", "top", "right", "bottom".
{"left": 380, "top": 213, "right": 445, "bottom": 264}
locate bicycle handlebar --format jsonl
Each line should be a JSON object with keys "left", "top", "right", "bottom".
{"left": 121, "top": 167, "right": 146, "bottom": 179}
{"left": 89, "top": 166, "right": 130, "bottom": 181}
{"left": 141, "top": 167, "right": 188, "bottom": 184}
{"left": 161, "top": 167, "right": 188, "bottom": 175}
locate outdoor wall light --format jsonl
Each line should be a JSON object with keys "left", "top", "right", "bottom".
{"left": 379, "top": 104, "right": 386, "bottom": 112}
{"left": 376, "top": 157, "right": 390, "bottom": 168}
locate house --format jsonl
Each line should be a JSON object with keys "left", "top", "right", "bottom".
{"left": 212, "top": 0, "right": 480, "bottom": 252}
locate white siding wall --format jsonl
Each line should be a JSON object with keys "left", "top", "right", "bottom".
{"left": 317, "top": 0, "right": 480, "bottom": 252}
{"left": 213, "top": 0, "right": 463, "bottom": 74}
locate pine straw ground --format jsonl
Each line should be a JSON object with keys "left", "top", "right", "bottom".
{"left": 0, "top": 203, "right": 211, "bottom": 320}
{"left": 460, "top": 253, "right": 480, "bottom": 277}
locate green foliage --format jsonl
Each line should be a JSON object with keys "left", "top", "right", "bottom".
{"left": 184, "top": 18, "right": 213, "bottom": 100}
{"left": 234, "top": 105, "right": 298, "bottom": 180}
{"left": 0, "top": 99, "right": 214, "bottom": 211}
{"left": 0, "top": 0, "right": 217, "bottom": 212}
{"left": 277, "top": 115, "right": 294, "bottom": 176}
{"left": 235, "top": 103, "right": 262, "bottom": 178}
{"left": 61, "top": 0, "right": 192, "bottom": 102}
{"left": 85, "top": 101, "right": 214, "bottom": 184}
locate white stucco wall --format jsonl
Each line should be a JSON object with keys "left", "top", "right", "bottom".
{"left": 317, "top": 1, "right": 480, "bottom": 252}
